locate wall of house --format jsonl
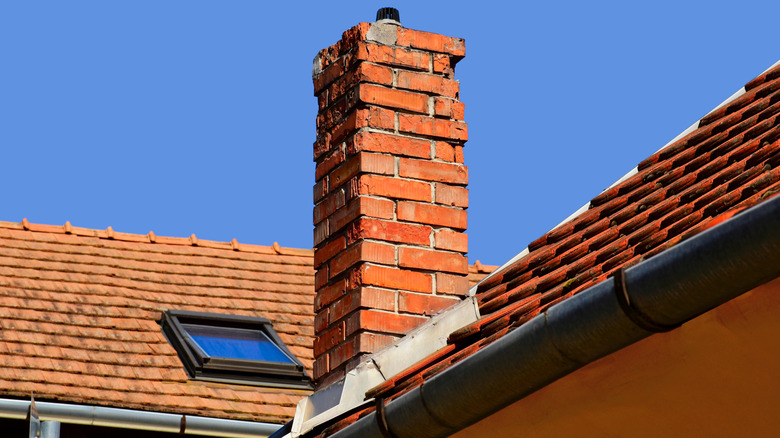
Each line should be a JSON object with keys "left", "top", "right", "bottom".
{"left": 453, "top": 276, "right": 780, "bottom": 437}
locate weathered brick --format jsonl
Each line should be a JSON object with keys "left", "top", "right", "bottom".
{"left": 314, "top": 321, "right": 345, "bottom": 356}
{"left": 358, "top": 83, "right": 429, "bottom": 114}
{"left": 313, "top": 57, "right": 345, "bottom": 94}
{"left": 315, "top": 149, "right": 345, "bottom": 181}
{"left": 398, "top": 113, "right": 468, "bottom": 141}
{"left": 349, "top": 174, "right": 432, "bottom": 202}
{"left": 313, "top": 354, "right": 329, "bottom": 381}
{"left": 329, "top": 62, "right": 394, "bottom": 103}
{"left": 347, "top": 131, "right": 431, "bottom": 159}
{"left": 455, "top": 146, "right": 464, "bottom": 163}
{"left": 434, "top": 142, "right": 455, "bottom": 162}
{"left": 313, "top": 188, "right": 345, "bottom": 225}
{"left": 329, "top": 287, "right": 396, "bottom": 323}
{"left": 329, "top": 107, "right": 396, "bottom": 146}
{"left": 330, "top": 241, "right": 396, "bottom": 278}
{"left": 346, "top": 309, "right": 427, "bottom": 336}
{"left": 434, "top": 229, "right": 468, "bottom": 253}
{"left": 397, "top": 70, "right": 459, "bottom": 98}
{"left": 347, "top": 218, "right": 432, "bottom": 246}
{"left": 397, "top": 201, "right": 467, "bottom": 230}
{"left": 435, "top": 183, "right": 469, "bottom": 208}
{"left": 398, "top": 292, "right": 460, "bottom": 316}
{"left": 432, "top": 53, "right": 451, "bottom": 74}
{"left": 314, "top": 235, "right": 346, "bottom": 268}
{"left": 329, "top": 332, "right": 397, "bottom": 369}
{"left": 315, "top": 267, "right": 330, "bottom": 290}
{"left": 313, "top": 178, "right": 328, "bottom": 203}
{"left": 433, "top": 97, "right": 465, "bottom": 120}
{"left": 315, "top": 309, "right": 329, "bottom": 334}
{"left": 349, "top": 264, "right": 433, "bottom": 293}
{"left": 330, "top": 152, "right": 395, "bottom": 190}
{"left": 313, "top": 132, "right": 331, "bottom": 161}
{"left": 314, "top": 278, "right": 346, "bottom": 311}
{"left": 399, "top": 158, "right": 468, "bottom": 185}
{"left": 398, "top": 247, "right": 468, "bottom": 274}
{"left": 435, "top": 272, "right": 470, "bottom": 296}
{"left": 396, "top": 27, "right": 466, "bottom": 57}
{"left": 314, "top": 220, "right": 329, "bottom": 246}
{"left": 330, "top": 197, "right": 395, "bottom": 232}
{"left": 350, "top": 41, "right": 430, "bottom": 71}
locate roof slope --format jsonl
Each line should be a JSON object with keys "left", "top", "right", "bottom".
{"left": 326, "top": 61, "right": 780, "bottom": 430}
{"left": 0, "top": 220, "right": 495, "bottom": 424}
{"left": 0, "top": 220, "right": 315, "bottom": 424}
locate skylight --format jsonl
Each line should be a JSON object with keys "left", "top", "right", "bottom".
{"left": 161, "top": 310, "right": 312, "bottom": 389}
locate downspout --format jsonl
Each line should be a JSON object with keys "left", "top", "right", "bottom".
{"left": 331, "top": 194, "right": 780, "bottom": 438}
{"left": 0, "top": 398, "right": 281, "bottom": 438}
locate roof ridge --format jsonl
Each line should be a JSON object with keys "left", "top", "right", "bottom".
{"left": 0, "top": 219, "right": 313, "bottom": 257}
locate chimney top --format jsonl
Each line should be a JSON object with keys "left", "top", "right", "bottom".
{"left": 375, "top": 7, "right": 401, "bottom": 25}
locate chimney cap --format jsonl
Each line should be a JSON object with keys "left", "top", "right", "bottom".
{"left": 376, "top": 7, "right": 401, "bottom": 25}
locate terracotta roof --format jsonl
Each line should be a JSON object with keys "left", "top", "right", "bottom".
{"left": 0, "top": 220, "right": 315, "bottom": 424}
{"left": 0, "top": 219, "right": 496, "bottom": 424}
{"left": 321, "top": 61, "right": 780, "bottom": 433}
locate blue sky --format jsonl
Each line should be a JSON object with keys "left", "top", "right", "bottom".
{"left": 2, "top": 1, "right": 779, "bottom": 266}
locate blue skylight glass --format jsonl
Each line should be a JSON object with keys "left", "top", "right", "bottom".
{"left": 182, "top": 324, "right": 294, "bottom": 364}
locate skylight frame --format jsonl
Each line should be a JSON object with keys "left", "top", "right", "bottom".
{"left": 161, "top": 310, "right": 312, "bottom": 390}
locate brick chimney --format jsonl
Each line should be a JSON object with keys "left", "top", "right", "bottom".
{"left": 312, "top": 9, "right": 468, "bottom": 386}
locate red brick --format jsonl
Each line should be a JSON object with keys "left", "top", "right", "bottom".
{"left": 348, "top": 131, "right": 431, "bottom": 159}
{"left": 329, "top": 241, "right": 396, "bottom": 278}
{"left": 318, "top": 89, "right": 328, "bottom": 111}
{"left": 315, "top": 309, "right": 329, "bottom": 333}
{"left": 329, "top": 62, "right": 394, "bottom": 103}
{"left": 346, "top": 309, "right": 427, "bottom": 336}
{"left": 329, "top": 287, "right": 396, "bottom": 323}
{"left": 347, "top": 218, "right": 432, "bottom": 246}
{"left": 358, "top": 84, "right": 429, "bottom": 114}
{"left": 313, "top": 322, "right": 345, "bottom": 356}
{"left": 434, "top": 142, "right": 455, "bottom": 161}
{"left": 313, "top": 55, "right": 345, "bottom": 94}
{"left": 313, "top": 355, "right": 329, "bottom": 381}
{"left": 432, "top": 54, "right": 451, "bottom": 74}
{"left": 314, "top": 235, "right": 346, "bottom": 268}
{"left": 398, "top": 247, "right": 468, "bottom": 274}
{"left": 398, "top": 113, "right": 468, "bottom": 141}
{"left": 313, "top": 132, "right": 331, "bottom": 161}
{"left": 314, "top": 220, "right": 329, "bottom": 246}
{"left": 330, "top": 152, "right": 395, "bottom": 190}
{"left": 349, "top": 174, "right": 431, "bottom": 202}
{"left": 397, "top": 70, "right": 459, "bottom": 98}
{"left": 399, "top": 158, "right": 468, "bottom": 185}
{"left": 397, "top": 201, "right": 467, "bottom": 230}
{"left": 313, "top": 189, "right": 345, "bottom": 225}
{"left": 435, "top": 183, "right": 469, "bottom": 207}
{"left": 314, "top": 278, "right": 346, "bottom": 311}
{"left": 434, "top": 229, "right": 468, "bottom": 253}
{"left": 329, "top": 332, "right": 397, "bottom": 369}
{"left": 351, "top": 41, "right": 430, "bottom": 71}
{"left": 398, "top": 292, "right": 460, "bottom": 316}
{"left": 350, "top": 264, "right": 433, "bottom": 293}
{"left": 338, "top": 23, "right": 372, "bottom": 55}
{"left": 435, "top": 272, "right": 470, "bottom": 296}
{"left": 315, "top": 266, "right": 330, "bottom": 290}
{"left": 330, "top": 197, "right": 395, "bottom": 232}
{"left": 329, "top": 107, "right": 396, "bottom": 146}
{"left": 313, "top": 178, "right": 328, "bottom": 203}
{"left": 315, "top": 149, "right": 345, "bottom": 181}
{"left": 433, "top": 97, "right": 464, "bottom": 120}
{"left": 396, "top": 28, "right": 466, "bottom": 57}
{"left": 455, "top": 146, "right": 464, "bottom": 163}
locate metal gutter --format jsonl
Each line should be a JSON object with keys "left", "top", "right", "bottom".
{"left": 330, "top": 194, "right": 780, "bottom": 438}
{"left": 0, "top": 398, "right": 281, "bottom": 438}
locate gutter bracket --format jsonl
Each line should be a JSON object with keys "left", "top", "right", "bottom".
{"left": 374, "top": 398, "right": 393, "bottom": 438}
{"left": 614, "top": 268, "right": 680, "bottom": 333}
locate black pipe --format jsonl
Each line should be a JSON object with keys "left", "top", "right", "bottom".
{"left": 330, "top": 195, "right": 780, "bottom": 438}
